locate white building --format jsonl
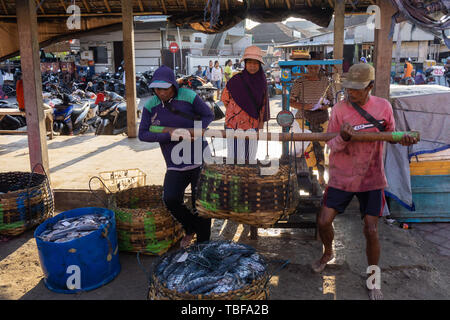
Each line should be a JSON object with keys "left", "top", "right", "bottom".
{"left": 277, "top": 22, "right": 449, "bottom": 66}
{"left": 77, "top": 17, "right": 251, "bottom": 75}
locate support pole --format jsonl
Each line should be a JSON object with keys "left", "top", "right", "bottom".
{"left": 333, "top": 0, "right": 345, "bottom": 88}
{"left": 16, "top": 0, "right": 49, "bottom": 177}
{"left": 373, "top": 0, "right": 396, "bottom": 99}
{"left": 122, "top": 0, "right": 137, "bottom": 138}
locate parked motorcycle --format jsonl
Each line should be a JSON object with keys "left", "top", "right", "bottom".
{"left": 51, "top": 94, "right": 92, "bottom": 136}
{"left": 196, "top": 84, "right": 224, "bottom": 121}
{"left": 177, "top": 74, "right": 206, "bottom": 90}
{"left": 266, "top": 71, "right": 276, "bottom": 98}
{"left": 0, "top": 100, "right": 26, "bottom": 130}
{"left": 136, "top": 73, "right": 151, "bottom": 97}
{"left": 95, "top": 91, "right": 128, "bottom": 135}
{"left": 399, "top": 76, "right": 415, "bottom": 85}
{"left": 424, "top": 68, "right": 436, "bottom": 84}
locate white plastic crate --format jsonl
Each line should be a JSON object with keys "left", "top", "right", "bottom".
{"left": 98, "top": 168, "right": 146, "bottom": 193}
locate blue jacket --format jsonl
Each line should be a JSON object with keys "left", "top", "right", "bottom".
{"left": 138, "top": 65, "right": 214, "bottom": 170}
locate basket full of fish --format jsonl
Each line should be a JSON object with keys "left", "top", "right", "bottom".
{"left": 148, "top": 240, "right": 271, "bottom": 300}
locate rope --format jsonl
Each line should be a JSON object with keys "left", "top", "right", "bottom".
{"left": 136, "top": 251, "right": 153, "bottom": 282}
{"left": 264, "top": 258, "right": 290, "bottom": 287}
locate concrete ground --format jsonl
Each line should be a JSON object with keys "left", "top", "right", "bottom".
{"left": 0, "top": 95, "right": 449, "bottom": 300}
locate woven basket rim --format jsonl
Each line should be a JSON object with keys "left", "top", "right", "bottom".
{"left": 149, "top": 271, "right": 270, "bottom": 300}
{"left": 0, "top": 171, "right": 48, "bottom": 197}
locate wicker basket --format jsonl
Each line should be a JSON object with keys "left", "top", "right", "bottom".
{"left": 0, "top": 171, "right": 54, "bottom": 236}
{"left": 113, "top": 185, "right": 184, "bottom": 255}
{"left": 195, "top": 164, "right": 299, "bottom": 228}
{"left": 148, "top": 242, "right": 270, "bottom": 300}
{"left": 148, "top": 272, "right": 269, "bottom": 300}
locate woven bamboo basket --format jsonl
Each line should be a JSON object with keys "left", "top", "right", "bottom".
{"left": 147, "top": 242, "right": 270, "bottom": 300}
{"left": 113, "top": 185, "right": 184, "bottom": 256}
{"left": 0, "top": 171, "right": 54, "bottom": 236}
{"left": 148, "top": 272, "right": 269, "bottom": 300}
{"left": 195, "top": 164, "right": 299, "bottom": 228}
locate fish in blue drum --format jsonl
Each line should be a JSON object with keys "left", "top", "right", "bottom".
{"left": 37, "top": 214, "right": 109, "bottom": 243}
{"left": 153, "top": 240, "right": 267, "bottom": 295}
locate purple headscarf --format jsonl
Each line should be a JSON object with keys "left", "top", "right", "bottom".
{"left": 226, "top": 66, "right": 269, "bottom": 121}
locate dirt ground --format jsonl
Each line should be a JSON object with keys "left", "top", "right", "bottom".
{"left": 1, "top": 209, "right": 449, "bottom": 300}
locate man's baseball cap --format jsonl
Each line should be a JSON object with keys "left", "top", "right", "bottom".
{"left": 341, "top": 63, "right": 375, "bottom": 90}
{"left": 149, "top": 80, "right": 172, "bottom": 89}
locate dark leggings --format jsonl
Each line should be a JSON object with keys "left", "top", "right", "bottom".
{"left": 162, "top": 166, "right": 211, "bottom": 243}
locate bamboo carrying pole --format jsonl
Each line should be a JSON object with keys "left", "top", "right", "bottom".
{"left": 149, "top": 126, "right": 420, "bottom": 143}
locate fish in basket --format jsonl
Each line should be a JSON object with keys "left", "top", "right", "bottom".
{"left": 0, "top": 170, "right": 54, "bottom": 236}
{"left": 148, "top": 240, "right": 270, "bottom": 300}
{"left": 195, "top": 164, "right": 299, "bottom": 228}
{"left": 112, "top": 185, "right": 184, "bottom": 256}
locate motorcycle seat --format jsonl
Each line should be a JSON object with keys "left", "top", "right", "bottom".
{"left": 117, "top": 103, "right": 127, "bottom": 112}
{"left": 72, "top": 102, "right": 89, "bottom": 115}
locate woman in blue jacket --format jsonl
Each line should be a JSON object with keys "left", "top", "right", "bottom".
{"left": 139, "top": 65, "right": 214, "bottom": 248}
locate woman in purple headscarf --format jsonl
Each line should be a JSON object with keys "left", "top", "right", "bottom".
{"left": 221, "top": 46, "right": 270, "bottom": 164}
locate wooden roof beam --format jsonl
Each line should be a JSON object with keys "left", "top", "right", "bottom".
{"left": 160, "top": 0, "right": 167, "bottom": 14}
{"left": 104, "top": 0, "right": 111, "bottom": 12}
{"left": 265, "top": 0, "right": 270, "bottom": 9}
{"left": 225, "top": 0, "right": 229, "bottom": 11}
{"left": 0, "top": 12, "right": 164, "bottom": 18}
{"left": 35, "top": 0, "right": 45, "bottom": 14}
{"left": 82, "top": 0, "right": 91, "bottom": 13}
{"left": 138, "top": 0, "right": 145, "bottom": 12}
{"left": 59, "top": 0, "right": 66, "bottom": 11}
{"left": 285, "top": 0, "right": 291, "bottom": 9}
{"left": 182, "top": 0, "right": 188, "bottom": 11}
{"left": 1, "top": 0, "right": 8, "bottom": 15}
{"left": 348, "top": 0, "right": 357, "bottom": 10}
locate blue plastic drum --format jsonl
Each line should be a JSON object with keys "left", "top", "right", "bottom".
{"left": 34, "top": 207, "right": 121, "bottom": 294}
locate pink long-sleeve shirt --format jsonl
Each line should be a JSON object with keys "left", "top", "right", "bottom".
{"left": 326, "top": 96, "right": 395, "bottom": 192}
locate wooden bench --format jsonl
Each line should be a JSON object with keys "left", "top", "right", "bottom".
{"left": 0, "top": 107, "right": 54, "bottom": 140}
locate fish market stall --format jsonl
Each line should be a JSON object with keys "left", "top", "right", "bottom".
{"left": 385, "top": 85, "right": 450, "bottom": 222}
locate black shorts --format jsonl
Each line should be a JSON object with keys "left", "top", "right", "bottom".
{"left": 323, "top": 186, "right": 386, "bottom": 219}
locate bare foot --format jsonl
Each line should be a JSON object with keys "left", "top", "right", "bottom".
{"left": 180, "top": 233, "right": 195, "bottom": 248}
{"left": 368, "top": 288, "right": 384, "bottom": 300}
{"left": 311, "top": 253, "right": 335, "bottom": 273}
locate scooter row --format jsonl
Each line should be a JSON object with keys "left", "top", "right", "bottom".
{"left": 46, "top": 88, "right": 130, "bottom": 136}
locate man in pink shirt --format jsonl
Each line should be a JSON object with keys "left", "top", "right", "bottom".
{"left": 312, "top": 64, "right": 418, "bottom": 300}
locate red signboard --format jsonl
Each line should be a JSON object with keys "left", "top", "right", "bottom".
{"left": 169, "top": 42, "right": 179, "bottom": 53}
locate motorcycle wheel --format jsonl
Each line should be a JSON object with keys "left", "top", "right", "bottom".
{"left": 79, "top": 123, "right": 89, "bottom": 135}
{"left": 95, "top": 123, "right": 113, "bottom": 135}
